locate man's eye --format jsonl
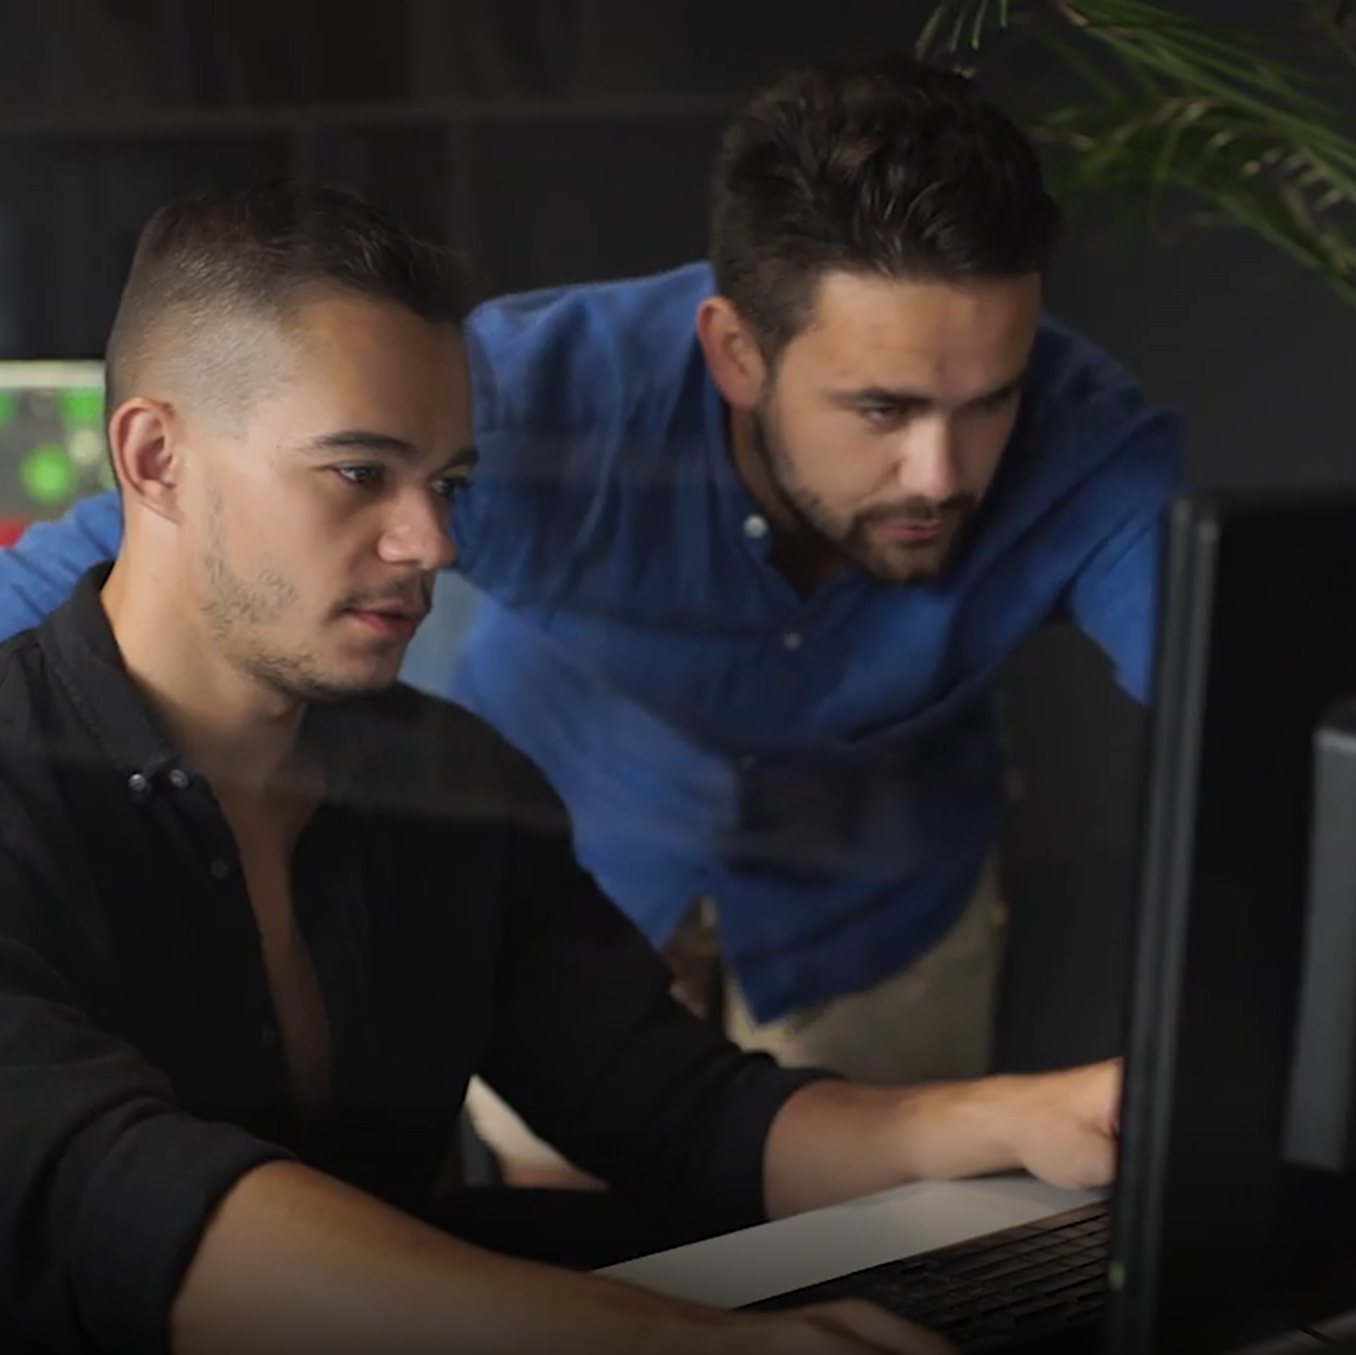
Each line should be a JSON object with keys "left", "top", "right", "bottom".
{"left": 861, "top": 405, "right": 904, "bottom": 426}
{"left": 433, "top": 476, "right": 471, "bottom": 502}
{"left": 975, "top": 391, "right": 1019, "bottom": 415}
{"left": 335, "top": 464, "right": 383, "bottom": 487}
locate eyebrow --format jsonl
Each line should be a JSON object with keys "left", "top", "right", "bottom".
{"left": 297, "top": 430, "right": 480, "bottom": 472}
{"left": 831, "top": 370, "right": 1029, "bottom": 413}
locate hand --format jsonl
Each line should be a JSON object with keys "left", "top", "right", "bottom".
{"left": 1002, "top": 1058, "right": 1121, "bottom": 1191}
{"left": 724, "top": 1299, "right": 958, "bottom": 1354}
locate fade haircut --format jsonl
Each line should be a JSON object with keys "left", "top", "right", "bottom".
{"left": 710, "top": 51, "right": 1062, "bottom": 364}
{"left": 105, "top": 179, "right": 470, "bottom": 420}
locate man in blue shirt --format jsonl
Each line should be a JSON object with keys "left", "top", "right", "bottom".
{"left": 0, "top": 53, "right": 1180, "bottom": 1188}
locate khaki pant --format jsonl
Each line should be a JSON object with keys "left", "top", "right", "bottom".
{"left": 466, "top": 861, "right": 1008, "bottom": 1172}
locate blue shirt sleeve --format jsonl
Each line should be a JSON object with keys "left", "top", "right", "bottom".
{"left": 0, "top": 491, "right": 124, "bottom": 641}
{"left": 1064, "top": 410, "right": 1184, "bottom": 705}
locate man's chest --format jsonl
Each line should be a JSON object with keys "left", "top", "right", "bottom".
{"left": 52, "top": 792, "right": 498, "bottom": 1142}
{"left": 232, "top": 837, "right": 332, "bottom": 1124}
{"left": 490, "top": 577, "right": 1032, "bottom": 758}
{"left": 469, "top": 440, "right": 1095, "bottom": 752}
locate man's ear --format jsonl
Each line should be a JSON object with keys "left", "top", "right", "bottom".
{"left": 695, "top": 295, "right": 768, "bottom": 413}
{"left": 106, "top": 397, "right": 183, "bottom": 523}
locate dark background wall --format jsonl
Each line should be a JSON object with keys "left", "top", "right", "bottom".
{"left": 3, "top": 0, "right": 1353, "bottom": 1072}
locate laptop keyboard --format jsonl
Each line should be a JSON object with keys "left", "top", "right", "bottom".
{"left": 741, "top": 1202, "right": 1110, "bottom": 1354}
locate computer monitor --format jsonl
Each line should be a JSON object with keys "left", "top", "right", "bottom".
{"left": 0, "top": 361, "right": 110, "bottom": 545}
{"left": 1109, "top": 489, "right": 1356, "bottom": 1355}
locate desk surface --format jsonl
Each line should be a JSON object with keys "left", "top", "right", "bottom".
{"left": 600, "top": 1174, "right": 1101, "bottom": 1310}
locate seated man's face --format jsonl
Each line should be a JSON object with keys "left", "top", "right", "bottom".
{"left": 183, "top": 292, "right": 474, "bottom": 702}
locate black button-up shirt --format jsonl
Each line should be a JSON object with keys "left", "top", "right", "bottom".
{"left": 0, "top": 569, "right": 828, "bottom": 1355}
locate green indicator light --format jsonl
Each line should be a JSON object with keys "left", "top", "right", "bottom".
{"left": 58, "top": 387, "right": 104, "bottom": 426}
{"left": 0, "top": 392, "right": 15, "bottom": 427}
{"left": 1107, "top": 1261, "right": 1126, "bottom": 1292}
{"left": 21, "top": 445, "right": 78, "bottom": 505}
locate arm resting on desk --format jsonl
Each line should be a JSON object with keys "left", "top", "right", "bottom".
{"left": 763, "top": 1062, "right": 1120, "bottom": 1219}
{"left": 465, "top": 749, "right": 1118, "bottom": 1230}
{"left": 0, "top": 844, "right": 943, "bottom": 1355}
{"left": 176, "top": 1160, "right": 956, "bottom": 1355}
{"left": 171, "top": 1160, "right": 747, "bottom": 1355}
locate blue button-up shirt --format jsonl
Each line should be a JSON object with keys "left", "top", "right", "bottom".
{"left": 0, "top": 263, "right": 1183, "bottom": 1022}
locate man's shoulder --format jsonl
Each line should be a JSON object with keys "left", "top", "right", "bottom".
{"left": 956, "top": 317, "right": 1181, "bottom": 581}
{"left": 0, "top": 623, "right": 57, "bottom": 742}
{"left": 324, "top": 683, "right": 569, "bottom": 835}
{"left": 467, "top": 261, "right": 712, "bottom": 357}
{"left": 1018, "top": 315, "right": 1182, "bottom": 489}
{"left": 1029, "top": 315, "right": 1147, "bottom": 413}
{"left": 452, "top": 264, "right": 716, "bottom": 586}
{"left": 0, "top": 624, "right": 85, "bottom": 928}
{"left": 465, "top": 262, "right": 713, "bottom": 441}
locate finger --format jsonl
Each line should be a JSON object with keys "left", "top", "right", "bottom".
{"left": 1087, "top": 1059, "right": 1123, "bottom": 1127}
{"left": 1055, "top": 1127, "right": 1116, "bottom": 1190}
{"left": 804, "top": 1299, "right": 960, "bottom": 1354}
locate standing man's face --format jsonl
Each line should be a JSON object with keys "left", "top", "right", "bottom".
{"left": 179, "top": 292, "right": 475, "bottom": 701}
{"left": 715, "top": 270, "right": 1041, "bottom": 585}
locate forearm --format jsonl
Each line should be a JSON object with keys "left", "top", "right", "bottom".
{"left": 170, "top": 1160, "right": 728, "bottom": 1355}
{"left": 764, "top": 1060, "right": 1120, "bottom": 1219}
{"left": 762, "top": 1076, "right": 1031, "bottom": 1219}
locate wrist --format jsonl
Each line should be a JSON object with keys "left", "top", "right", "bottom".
{"left": 890, "top": 1073, "right": 1032, "bottom": 1182}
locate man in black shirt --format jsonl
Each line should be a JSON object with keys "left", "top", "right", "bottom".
{"left": 0, "top": 181, "right": 1117, "bottom": 1355}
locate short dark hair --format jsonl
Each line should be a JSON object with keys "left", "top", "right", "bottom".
{"left": 710, "top": 51, "right": 1062, "bottom": 361}
{"left": 106, "top": 179, "right": 470, "bottom": 412}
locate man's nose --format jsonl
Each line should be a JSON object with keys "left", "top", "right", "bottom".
{"left": 892, "top": 417, "right": 959, "bottom": 502}
{"left": 378, "top": 494, "right": 456, "bottom": 572}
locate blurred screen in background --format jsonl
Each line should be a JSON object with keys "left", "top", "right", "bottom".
{"left": 0, "top": 361, "right": 108, "bottom": 546}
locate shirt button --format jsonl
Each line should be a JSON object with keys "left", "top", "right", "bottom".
{"left": 743, "top": 514, "right": 769, "bottom": 540}
{"left": 126, "top": 772, "right": 149, "bottom": 796}
{"left": 168, "top": 769, "right": 191, "bottom": 790}
{"left": 209, "top": 859, "right": 232, "bottom": 881}
{"left": 783, "top": 631, "right": 803, "bottom": 651}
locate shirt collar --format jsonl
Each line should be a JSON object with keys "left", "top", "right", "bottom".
{"left": 43, "top": 563, "right": 183, "bottom": 786}
{"left": 40, "top": 563, "right": 370, "bottom": 801}
{"left": 701, "top": 373, "right": 778, "bottom": 560}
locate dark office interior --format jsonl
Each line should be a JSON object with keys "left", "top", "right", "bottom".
{"left": 1, "top": 0, "right": 1351, "bottom": 1073}
{"left": 6, "top": 6, "right": 1356, "bottom": 1355}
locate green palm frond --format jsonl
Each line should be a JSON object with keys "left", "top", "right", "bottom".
{"left": 917, "top": 0, "right": 1356, "bottom": 310}
{"left": 1036, "top": 95, "right": 1356, "bottom": 303}
{"left": 916, "top": 0, "right": 1014, "bottom": 55}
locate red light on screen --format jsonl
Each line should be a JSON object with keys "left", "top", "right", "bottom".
{"left": 0, "top": 517, "right": 31, "bottom": 547}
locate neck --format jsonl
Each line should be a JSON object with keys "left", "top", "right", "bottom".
{"left": 729, "top": 405, "right": 793, "bottom": 534}
{"left": 101, "top": 552, "right": 306, "bottom": 796}
{"left": 728, "top": 405, "right": 844, "bottom": 592}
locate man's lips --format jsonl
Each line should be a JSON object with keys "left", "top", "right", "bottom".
{"left": 344, "top": 606, "right": 427, "bottom": 640}
{"left": 880, "top": 519, "right": 945, "bottom": 542}
{"left": 354, "top": 602, "right": 427, "bottom": 619}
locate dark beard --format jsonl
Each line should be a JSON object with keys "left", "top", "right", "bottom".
{"left": 748, "top": 398, "right": 977, "bottom": 585}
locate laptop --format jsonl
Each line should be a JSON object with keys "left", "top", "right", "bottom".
{"left": 736, "top": 490, "right": 1356, "bottom": 1354}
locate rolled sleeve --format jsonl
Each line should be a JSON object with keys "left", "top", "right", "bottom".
{"left": 0, "top": 934, "right": 292, "bottom": 1355}
{"left": 72, "top": 1111, "right": 290, "bottom": 1355}
{"left": 477, "top": 771, "right": 838, "bottom": 1237}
